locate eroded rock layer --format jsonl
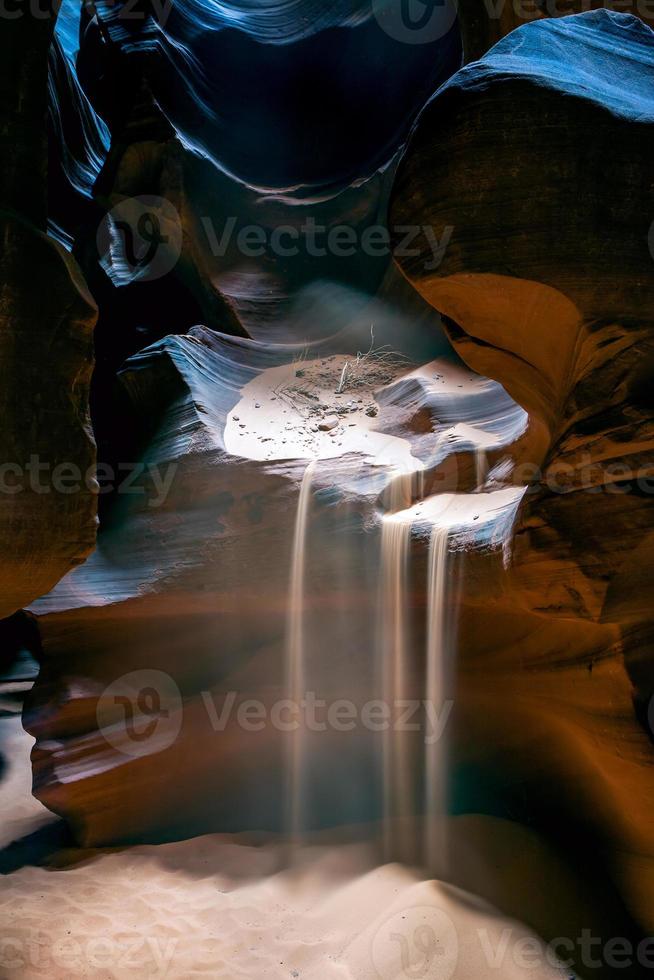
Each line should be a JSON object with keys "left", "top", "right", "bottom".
{"left": 16, "top": 3, "right": 654, "bottom": 955}
{"left": 391, "top": 10, "right": 654, "bottom": 929}
{"left": 24, "top": 320, "right": 526, "bottom": 846}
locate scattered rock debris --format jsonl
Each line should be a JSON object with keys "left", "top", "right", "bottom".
{"left": 226, "top": 352, "right": 420, "bottom": 462}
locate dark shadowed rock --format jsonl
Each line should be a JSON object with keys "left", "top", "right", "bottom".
{"left": 0, "top": 14, "right": 97, "bottom": 619}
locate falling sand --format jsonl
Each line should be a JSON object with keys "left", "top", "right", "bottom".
{"left": 379, "top": 513, "right": 414, "bottom": 865}
{"left": 0, "top": 356, "right": 572, "bottom": 979}
{"left": 285, "top": 460, "right": 316, "bottom": 847}
{"left": 425, "top": 525, "right": 451, "bottom": 875}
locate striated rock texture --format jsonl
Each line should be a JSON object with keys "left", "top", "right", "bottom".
{"left": 457, "top": 0, "right": 654, "bottom": 61}
{"left": 22, "top": 0, "right": 465, "bottom": 828}
{"left": 0, "top": 13, "right": 97, "bottom": 622}
{"left": 23, "top": 314, "right": 527, "bottom": 846}
{"left": 47, "top": 32, "right": 109, "bottom": 250}
{"left": 18, "top": 2, "right": 654, "bottom": 956}
{"left": 76, "top": 0, "right": 462, "bottom": 191}
{"left": 49, "top": 0, "right": 463, "bottom": 491}
{"left": 391, "top": 10, "right": 654, "bottom": 929}
{"left": 54, "top": 0, "right": 462, "bottom": 351}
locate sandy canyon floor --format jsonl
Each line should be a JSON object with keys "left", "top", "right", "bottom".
{"left": 0, "top": 708, "right": 578, "bottom": 980}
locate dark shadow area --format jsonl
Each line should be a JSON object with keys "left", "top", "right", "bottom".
{"left": 77, "top": 3, "right": 462, "bottom": 191}
{"left": 0, "top": 612, "right": 41, "bottom": 682}
{"left": 453, "top": 761, "right": 653, "bottom": 980}
{"left": 0, "top": 820, "right": 75, "bottom": 875}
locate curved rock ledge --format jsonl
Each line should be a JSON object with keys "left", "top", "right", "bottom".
{"left": 24, "top": 324, "right": 524, "bottom": 846}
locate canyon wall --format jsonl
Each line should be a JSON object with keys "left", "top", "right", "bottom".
{"left": 457, "top": 0, "right": 654, "bottom": 60}
{"left": 12, "top": 0, "right": 654, "bottom": 947}
{"left": 390, "top": 9, "right": 654, "bottom": 930}
{"left": 0, "top": 13, "right": 97, "bottom": 621}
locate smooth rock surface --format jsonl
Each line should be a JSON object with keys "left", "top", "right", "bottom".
{"left": 391, "top": 10, "right": 654, "bottom": 929}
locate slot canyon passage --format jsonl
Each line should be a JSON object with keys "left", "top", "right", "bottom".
{"left": 2, "top": 1, "right": 654, "bottom": 978}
